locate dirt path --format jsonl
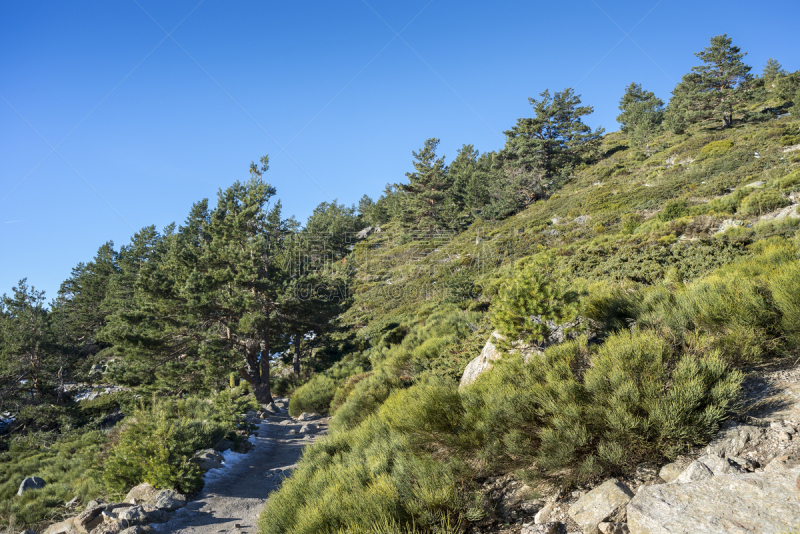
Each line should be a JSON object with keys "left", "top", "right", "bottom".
{"left": 153, "top": 413, "right": 327, "bottom": 534}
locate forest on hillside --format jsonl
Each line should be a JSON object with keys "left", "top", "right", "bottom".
{"left": 2, "top": 34, "right": 800, "bottom": 533}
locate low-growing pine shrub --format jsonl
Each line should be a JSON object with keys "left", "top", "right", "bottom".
{"left": 658, "top": 199, "right": 688, "bottom": 222}
{"left": 700, "top": 139, "right": 734, "bottom": 158}
{"left": 741, "top": 190, "right": 790, "bottom": 215}
{"left": 288, "top": 374, "right": 338, "bottom": 417}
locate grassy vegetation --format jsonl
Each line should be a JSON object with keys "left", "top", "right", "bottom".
{"left": 260, "top": 109, "right": 800, "bottom": 532}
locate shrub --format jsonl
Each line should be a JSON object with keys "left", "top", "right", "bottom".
{"left": 489, "top": 253, "right": 582, "bottom": 347}
{"left": 258, "top": 415, "right": 464, "bottom": 534}
{"left": 330, "top": 372, "right": 400, "bottom": 433}
{"left": 288, "top": 375, "right": 338, "bottom": 417}
{"left": 658, "top": 199, "right": 687, "bottom": 222}
{"left": 103, "top": 393, "right": 243, "bottom": 494}
{"left": 621, "top": 213, "right": 642, "bottom": 234}
{"left": 769, "top": 260, "right": 800, "bottom": 345}
{"left": 700, "top": 139, "right": 734, "bottom": 158}
{"left": 460, "top": 331, "right": 742, "bottom": 481}
{"left": 741, "top": 190, "right": 790, "bottom": 216}
{"left": 779, "top": 170, "right": 800, "bottom": 191}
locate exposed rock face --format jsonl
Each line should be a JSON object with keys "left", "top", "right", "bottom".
{"left": 43, "top": 518, "right": 78, "bottom": 534}
{"left": 627, "top": 467, "right": 800, "bottom": 533}
{"left": 17, "top": 476, "right": 46, "bottom": 496}
{"left": 355, "top": 226, "right": 374, "bottom": 239}
{"left": 568, "top": 479, "right": 634, "bottom": 534}
{"left": 459, "top": 331, "right": 506, "bottom": 388}
{"left": 299, "top": 423, "right": 318, "bottom": 434}
{"left": 704, "top": 424, "right": 764, "bottom": 458}
{"left": 193, "top": 449, "right": 225, "bottom": 471}
{"left": 657, "top": 462, "right": 683, "bottom": 484}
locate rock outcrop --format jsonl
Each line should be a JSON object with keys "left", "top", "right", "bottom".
{"left": 459, "top": 331, "right": 506, "bottom": 388}
{"left": 627, "top": 466, "right": 800, "bottom": 533}
{"left": 568, "top": 479, "right": 634, "bottom": 534}
{"left": 17, "top": 476, "right": 46, "bottom": 496}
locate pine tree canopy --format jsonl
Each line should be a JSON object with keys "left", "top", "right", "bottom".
{"left": 499, "top": 88, "right": 604, "bottom": 206}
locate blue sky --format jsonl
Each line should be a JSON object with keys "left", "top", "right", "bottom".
{"left": 2, "top": 0, "right": 799, "bottom": 301}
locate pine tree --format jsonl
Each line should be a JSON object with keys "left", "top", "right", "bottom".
{"left": 666, "top": 34, "right": 756, "bottom": 130}
{"left": 762, "top": 58, "right": 786, "bottom": 83}
{"left": 0, "top": 280, "right": 52, "bottom": 403}
{"left": 499, "top": 88, "right": 604, "bottom": 207}
{"left": 617, "top": 83, "right": 664, "bottom": 156}
{"left": 399, "top": 138, "right": 451, "bottom": 233}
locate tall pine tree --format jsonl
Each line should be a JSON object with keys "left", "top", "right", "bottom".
{"left": 399, "top": 138, "right": 452, "bottom": 233}
{"left": 617, "top": 83, "right": 664, "bottom": 156}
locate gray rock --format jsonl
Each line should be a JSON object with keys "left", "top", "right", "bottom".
{"left": 568, "top": 479, "right": 634, "bottom": 534}
{"left": 355, "top": 226, "right": 374, "bottom": 239}
{"left": 19, "top": 530, "right": 37, "bottom": 534}
{"left": 657, "top": 463, "right": 683, "bottom": 483}
{"left": 153, "top": 489, "right": 187, "bottom": 511}
{"left": 213, "top": 439, "right": 234, "bottom": 452}
{"left": 124, "top": 482, "right": 159, "bottom": 505}
{"left": 459, "top": 331, "right": 505, "bottom": 388}
{"left": 671, "top": 461, "right": 714, "bottom": 484}
{"left": 42, "top": 518, "right": 78, "bottom": 534}
{"left": 778, "top": 430, "right": 792, "bottom": 441}
{"left": 704, "top": 424, "right": 764, "bottom": 458}
{"left": 299, "top": 423, "right": 318, "bottom": 434}
{"left": 261, "top": 403, "right": 281, "bottom": 415}
{"left": 120, "top": 527, "right": 154, "bottom": 534}
{"left": 627, "top": 467, "right": 800, "bottom": 533}
{"left": 697, "top": 454, "right": 746, "bottom": 475}
{"left": 764, "top": 454, "right": 800, "bottom": 472}
{"left": 727, "top": 456, "right": 758, "bottom": 472}
{"left": 745, "top": 180, "right": 766, "bottom": 188}
{"left": 65, "top": 495, "right": 80, "bottom": 509}
{"left": 534, "top": 502, "right": 554, "bottom": 524}
{"left": 598, "top": 523, "right": 629, "bottom": 534}
{"left": 17, "top": 476, "right": 46, "bottom": 496}
{"left": 195, "top": 458, "right": 223, "bottom": 471}
{"left": 195, "top": 449, "right": 224, "bottom": 463}
{"left": 521, "top": 522, "right": 567, "bottom": 534}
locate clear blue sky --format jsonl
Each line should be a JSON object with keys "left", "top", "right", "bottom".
{"left": 2, "top": 0, "right": 799, "bottom": 301}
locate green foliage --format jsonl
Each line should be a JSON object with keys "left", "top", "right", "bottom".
{"left": 741, "top": 190, "right": 790, "bottom": 215}
{"left": 460, "top": 331, "right": 741, "bottom": 480}
{"left": 0, "top": 431, "right": 106, "bottom": 531}
{"left": 489, "top": 254, "right": 582, "bottom": 347}
{"left": 103, "top": 392, "right": 251, "bottom": 494}
{"left": 658, "top": 199, "right": 688, "bottom": 222}
{"left": 329, "top": 372, "right": 400, "bottom": 432}
{"left": 258, "top": 414, "right": 464, "bottom": 534}
{"left": 288, "top": 374, "right": 337, "bottom": 417}
{"left": 700, "top": 139, "right": 734, "bottom": 158}
{"left": 778, "top": 170, "right": 800, "bottom": 191}
{"left": 617, "top": 82, "right": 665, "bottom": 156}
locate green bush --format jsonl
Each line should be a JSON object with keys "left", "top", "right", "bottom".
{"left": 103, "top": 393, "right": 246, "bottom": 494}
{"left": 700, "top": 139, "right": 734, "bottom": 158}
{"left": 741, "top": 190, "right": 790, "bottom": 215}
{"left": 288, "top": 374, "right": 338, "bottom": 417}
{"left": 489, "top": 253, "right": 582, "bottom": 347}
{"left": 658, "top": 199, "right": 688, "bottom": 222}
{"left": 330, "top": 372, "right": 400, "bottom": 433}
{"left": 258, "top": 415, "right": 464, "bottom": 534}
{"left": 461, "top": 331, "right": 742, "bottom": 481}
{"left": 779, "top": 170, "right": 800, "bottom": 191}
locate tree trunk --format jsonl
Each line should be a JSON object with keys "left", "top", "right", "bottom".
{"left": 253, "top": 382, "right": 272, "bottom": 405}
{"left": 293, "top": 331, "right": 302, "bottom": 375}
{"left": 722, "top": 113, "right": 731, "bottom": 128}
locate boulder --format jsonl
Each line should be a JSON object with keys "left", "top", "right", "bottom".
{"left": 119, "top": 527, "right": 154, "bottom": 534}
{"left": 66, "top": 495, "right": 81, "bottom": 509}
{"left": 299, "top": 423, "right": 318, "bottom": 434}
{"left": 17, "top": 476, "right": 46, "bottom": 496}
{"left": 19, "top": 530, "right": 37, "bottom": 534}
{"left": 116, "top": 505, "right": 168, "bottom": 526}
{"left": 568, "top": 479, "right": 634, "bottom": 534}
{"left": 670, "top": 461, "right": 714, "bottom": 484}
{"left": 534, "top": 502, "right": 554, "bottom": 524}
{"left": 657, "top": 462, "right": 683, "bottom": 483}
{"left": 213, "top": 439, "right": 234, "bottom": 452}
{"left": 153, "top": 489, "right": 186, "bottom": 511}
{"left": 124, "top": 483, "right": 158, "bottom": 505}
{"left": 261, "top": 403, "right": 281, "bottom": 415}
{"left": 355, "top": 226, "right": 374, "bottom": 239}
{"left": 459, "top": 331, "right": 505, "bottom": 388}
{"left": 74, "top": 504, "right": 105, "bottom": 533}
{"left": 627, "top": 467, "right": 800, "bottom": 533}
